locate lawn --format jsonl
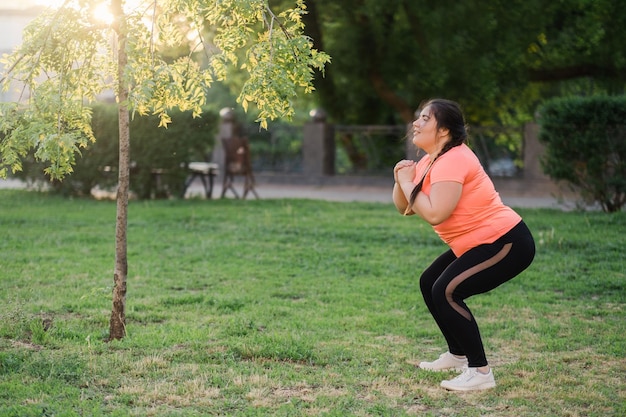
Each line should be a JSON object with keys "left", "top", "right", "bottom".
{"left": 0, "top": 190, "right": 624, "bottom": 416}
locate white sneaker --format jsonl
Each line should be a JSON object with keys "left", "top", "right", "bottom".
{"left": 440, "top": 367, "right": 496, "bottom": 391}
{"left": 418, "top": 352, "right": 468, "bottom": 371}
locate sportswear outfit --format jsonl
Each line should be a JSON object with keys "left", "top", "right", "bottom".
{"left": 412, "top": 144, "right": 535, "bottom": 371}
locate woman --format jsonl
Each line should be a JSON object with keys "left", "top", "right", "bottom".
{"left": 393, "top": 99, "right": 535, "bottom": 391}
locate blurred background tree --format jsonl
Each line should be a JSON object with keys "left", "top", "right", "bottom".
{"left": 295, "top": 0, "right": 626, "bottom": 126}
{"left": 105, "top": 0, "right": 625, "bottom": 174}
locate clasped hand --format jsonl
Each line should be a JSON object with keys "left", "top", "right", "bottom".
{"left": 394, "top": 160, "right": 416, "bottom": 183}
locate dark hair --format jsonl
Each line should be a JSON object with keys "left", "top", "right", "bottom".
{"left": 407, "top": 99, "right": 469, "bottom": 209}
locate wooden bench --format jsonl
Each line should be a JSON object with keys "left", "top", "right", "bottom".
{"left": 183, "top": 162, "right": 219, "bottom": 199}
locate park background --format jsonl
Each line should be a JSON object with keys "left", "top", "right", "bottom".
{"left": 2, "top": 0, "right": 625, "bottom": 207}
{"left": 1, "top": 1, "right": 625, "bottom": 416}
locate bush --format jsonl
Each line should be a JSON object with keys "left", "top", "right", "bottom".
{"left": 538, "top": 96, "right": 626, "bottom": 212}
{"left": 122, "top": 106, "right": 218, "bottom": 199}
{"left": 13, "top": 103, "right": 219, "bottom": 199}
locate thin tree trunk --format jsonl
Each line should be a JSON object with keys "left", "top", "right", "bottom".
{"left": 109, "top": 0, "right": 129, "bottom": 341}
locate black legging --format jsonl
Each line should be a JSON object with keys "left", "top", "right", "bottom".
{"left": 419, "top": 221, "right": 535, "bottom": 367}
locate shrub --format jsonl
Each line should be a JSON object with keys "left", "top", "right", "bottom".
{"left": 12, "top": 103, "right": 219, "bottom": 198}
{"left": 538, "top": 96, "right": 626, "bottom": 212}
{"left": 122, "top": 105, "right": 218, "bottom": 199}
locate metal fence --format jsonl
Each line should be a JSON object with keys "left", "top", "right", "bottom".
{"left": 243, "top": 121, "right": 524, "bottom": 177}
{"left": 243, "top": 123, "right": 303, "bottom": 173}
{"left": 334, "top": 125, "right": 408, "bottom": 175}
{"left": 470, "top": 126, "right": 524, "bottom": 178}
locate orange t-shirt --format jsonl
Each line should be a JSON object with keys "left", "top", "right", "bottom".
{"left": 413, "top": 144, "right": 521, "bottom": 256}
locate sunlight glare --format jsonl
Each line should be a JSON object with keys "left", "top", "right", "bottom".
{"left": 30, "top": 0, "right": 151, "bottom": 25}
{"left": 33, "top": 0, "right": 114, "bottom": 25}
{"left": 93, "top": 3, "right": 114, "bottom": 25}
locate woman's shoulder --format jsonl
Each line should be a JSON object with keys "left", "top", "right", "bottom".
{"left": 432, "top": 144, "right": 483, "bottom": 181}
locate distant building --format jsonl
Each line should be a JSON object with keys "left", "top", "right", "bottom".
{"left": 0, "top": 6, "right": 42, "bottom": 102}
{"left": 1, "top": 5, "right": 116, "bottom": 103}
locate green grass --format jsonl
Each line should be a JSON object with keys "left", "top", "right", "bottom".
{"left": 0, "top": 190, "right": 624, "bottom": 416}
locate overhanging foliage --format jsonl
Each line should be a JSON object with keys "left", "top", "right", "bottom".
{"left": 0, "top": 0, "right": 330, "bottom": 180}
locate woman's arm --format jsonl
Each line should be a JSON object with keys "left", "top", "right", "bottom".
{"left": 398, "top": 180, "right": 462, "bottom": 225}
{"left": 393, "top": 182, "right": 414, "bottom": 215}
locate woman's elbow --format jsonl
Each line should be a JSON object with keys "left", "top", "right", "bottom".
{"left": 393, "top": 202, "right": 415, "bottom": 215}
{"left": 423, "top": 211, "right": 451, "bottom": 225}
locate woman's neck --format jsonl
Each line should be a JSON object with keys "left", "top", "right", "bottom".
{"left": 427, "top": 141, "right": 447, "bottom": 161}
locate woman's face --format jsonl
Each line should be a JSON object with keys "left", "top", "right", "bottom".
{"left": 412, "top": 105, "right": 440, "bottom": 151}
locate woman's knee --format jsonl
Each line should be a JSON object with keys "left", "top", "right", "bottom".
{"left": 419, "top": 271, "right": 437, "bottom": 296}
{"left": 430, "top": 279, "right": 449, "bottom": 305}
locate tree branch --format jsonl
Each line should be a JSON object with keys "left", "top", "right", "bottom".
{"left": 369, "top": 70, "right": 414, "bottom": 123}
